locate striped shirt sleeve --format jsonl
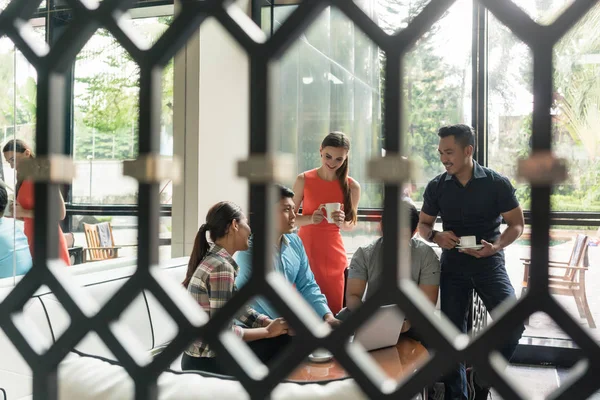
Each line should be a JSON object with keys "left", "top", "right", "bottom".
{"left": 238, "top": 305, "right": 269, "bottom": 328}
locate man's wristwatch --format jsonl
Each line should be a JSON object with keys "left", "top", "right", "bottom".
{"left": 427, "top": 230, "right": 439, "bottom": 243}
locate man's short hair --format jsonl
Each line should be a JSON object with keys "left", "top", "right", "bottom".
{"left": 277, "top": 184, "right": 294, "bottom": 200}
{"left": 0, "top": 186, "right": 7, "bottom": 215}
{"left": 381, "top": 199, "right": 419, "bottom": 234}
{"left": 438, "top": 124, "right": 475, "bottom": 148}
{"left": 406, "top": 200, "right": 419, "bottom": 234}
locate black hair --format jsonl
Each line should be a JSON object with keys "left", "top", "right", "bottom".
{"left": 0, "top": 186, "right": 6, "bottom": 216}
{"left": 277, "top": 184, "right": 294, "bottom": 200}
{"left": 2, "top": 139, "right": 35, "bottom": 196}
{"left": 407, "top": 200, "right": 419, "bottom": 234}
{"left": 381, "top": 199, "right": 419, "bottom": 235}
{"left": 437, "top": 124, "right": 475, "bottom": 148}
{"left": 182, "top": 201, "right": 244, "bottom": 288}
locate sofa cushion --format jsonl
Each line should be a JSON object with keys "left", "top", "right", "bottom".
{"left": 144, "top": 265, "right": 187, "bottom": 349}
{"left": 0, "top": 259, "right": 193, "bottom": 398}
{"left": 59, "top": 352, "right": 368, "bottom": 400}
{"left": 37, "top": 280, "right": 153, "bottom": 360}
{"left": 0, "top": 297, "right": 55, "bottom": 400}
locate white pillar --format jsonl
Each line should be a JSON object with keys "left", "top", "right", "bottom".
{"left": 172, "top": 2, "right": 252, "bottom": 257}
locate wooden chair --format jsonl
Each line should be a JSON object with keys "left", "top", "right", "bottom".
{"left": 521, "top": 234, "right": 595, "bottom": 328}
{"left": 83, "top": 222, "right": 121, "bottom": 262}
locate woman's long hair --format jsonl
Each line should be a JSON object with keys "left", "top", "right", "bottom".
{"left": 182, "top": 201, "right": 244, "bottom": 288}
{"left": 321, "top": 132, "right": 356, "bottom": 224}
{"left": 2, "top": 139, "right": 34, "bottom": 196}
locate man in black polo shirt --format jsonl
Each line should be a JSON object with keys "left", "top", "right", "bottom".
{"left": 418, "top": 124, "right": 525, "bottom": 400}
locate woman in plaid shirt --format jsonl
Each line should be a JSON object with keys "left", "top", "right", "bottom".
{"left": 181, "top": 201, "right": 289, "bottom": 374}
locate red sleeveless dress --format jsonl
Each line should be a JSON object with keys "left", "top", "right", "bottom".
{"left": 298, "top": 169, "right": 352, "bottom": 314}
{"left": 17, "top": 180, "right": 71, "bottom": 266}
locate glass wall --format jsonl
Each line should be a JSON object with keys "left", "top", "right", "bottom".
{"left": 402, "top": 0, "right": 472, "bottom": 203}
{"left": 0, "top": 22, "right": 44, "bottom": 286}
{"left": 488, "top": 1, "right": 600, "bottom": 342}
{"left": 267, "top": 0, "right": 472, "bottom": 214}
{"left": 266, "top": 0, "right": 600, "bottom": 348}
{"left": 268, "top": 4, "right": 383, "bottom": 208}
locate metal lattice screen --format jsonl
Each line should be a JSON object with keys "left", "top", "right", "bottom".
{"left": 1, "top": 0, "right": 600, "bottom": 399}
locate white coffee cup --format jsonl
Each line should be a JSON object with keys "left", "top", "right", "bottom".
{"left": 319, "top": 203, "right": 341, "bottom": 223}
{"left": 308, "top": 348, "right": 333, "bottom": 364}
{"left": 460, "top": 235, "right": 477, "bottom": 247}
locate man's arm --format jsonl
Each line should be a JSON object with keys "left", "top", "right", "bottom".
{"left": 418, "top": 284, "right": 439, "bottom": 306}
{"left": 461, "top": 206, "right": 524, "bottom": 258}
{"left": 417, "top": 244, "right": 440, "bottom": 305}
{"left": 495, "top": 206, "right": 525, "bottom": 250}
{"left": 345, "top": 247, "right": 369, "bottom": 311}
{"left": 417, "top": 211, "right": 437, "bottom": 243}
{"left": 419, "top": 211, "right": 459, "bottom": 250}
{"left": 345, "top": 278, "right": 367, "bottom": 311}
{"left": 402, "top": 245, "right": 440, "bottom": 333}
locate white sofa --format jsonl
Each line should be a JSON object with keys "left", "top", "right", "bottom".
{"left": 0, "top": 258, "right": 369, "bottom": 400}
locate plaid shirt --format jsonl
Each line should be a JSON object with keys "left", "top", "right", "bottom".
{"left": 185, "top": 244, "right": 268, "bottom": 358}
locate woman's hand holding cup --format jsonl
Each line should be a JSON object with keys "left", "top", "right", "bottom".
{"left": 311, "top": 209, "right": 325, "bottom": 225}
{"left": 331, "top": 209, "right": 345, "bottom": 227}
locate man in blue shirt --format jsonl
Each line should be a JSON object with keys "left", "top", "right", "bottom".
{"left": 418, "top": 125, "right": 525, "bottom": 400}
{"left": 0, "top": 185, "right": 33, "bottom": 279}
{"left": 235, "top": 185, "right": 341, "bottom": 328}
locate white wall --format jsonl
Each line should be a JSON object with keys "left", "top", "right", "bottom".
{"left": 197, "top": 18, "right": 249, "bottom": 219}
{"left": 172, "top": 1, "right": 251, "bottom": 256}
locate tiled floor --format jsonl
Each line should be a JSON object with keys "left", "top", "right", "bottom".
{"left": 488, "top": 364, "right": 600, "bottom": 400}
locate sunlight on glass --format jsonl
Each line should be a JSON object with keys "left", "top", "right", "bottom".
{"left": 510, "top": 0, "right": 575, "bottom": 25}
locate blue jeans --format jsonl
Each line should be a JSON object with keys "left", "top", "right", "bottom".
{"left": 441, "top": 263, "right": 525, "bottom": 400}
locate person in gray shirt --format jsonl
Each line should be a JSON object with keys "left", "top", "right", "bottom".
{"left": 337, "top": 199, "right": 440, "bottom": 340}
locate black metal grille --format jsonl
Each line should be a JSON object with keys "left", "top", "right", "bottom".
{"left": 1, "top": 0, "right": 600, "bottom": 399}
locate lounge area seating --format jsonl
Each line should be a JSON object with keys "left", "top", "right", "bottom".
{"left": 0, "top": 259, "right": 382, "bottom": 400}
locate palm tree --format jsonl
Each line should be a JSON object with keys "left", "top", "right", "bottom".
{"left": 552, "top": 3, "right": 600, "bottom": 158}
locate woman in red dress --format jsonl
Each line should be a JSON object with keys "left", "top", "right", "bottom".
{"left": 293, "top": 132, "right": 361, "bottom": 314}
{"left": 3, "top": 139, "right": 71, "bottom": 266}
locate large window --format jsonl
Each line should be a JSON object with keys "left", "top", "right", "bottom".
{"left": 265, "top": 0, "right": 600, "bottom": 349}
{"left": 488, "top": 1, "right": 600, "bottom": 213}
{"left": 69, "top": 15, "right": 174, "bottom": 260}
{"left": 0, "top": 22, "right": 44, "bottom": 289}
{"left": 401, "top": 0, "right": 472, "bottom": 202}
{"left": 268, "top": 5, "right": 383, "bottom": 208}
{"left": 267, "top": 0, "right": 472, "bottom": 213}
{"left": 72, "top": 16, "right": 173, "bottom": 205}
{"left": 487, "top": 0, "right": 600, "bottom": 343}
{"left": 266, "top": 0, "right": 471, "bottom": 255}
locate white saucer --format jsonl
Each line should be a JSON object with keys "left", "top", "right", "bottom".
{"left": 457, "top": 244, "right": 484, "bottom": 250}
{"left": 308, "top": 350, "right": 333, "bottom": 363}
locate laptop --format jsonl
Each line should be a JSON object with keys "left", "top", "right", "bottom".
{"left": 308, "top": 305, "right": 406, "bottom": 362}
{"left": 350, "top": 305, "right": 405, "bottom": 351}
